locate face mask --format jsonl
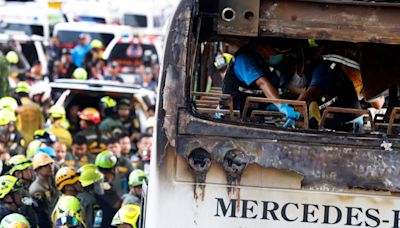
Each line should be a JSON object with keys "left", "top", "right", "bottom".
{"left": 269, "top": 54, "right": 283, "bottom": 65}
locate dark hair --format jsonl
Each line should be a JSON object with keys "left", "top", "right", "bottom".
{"left": 107, "top": 136, "right": 120, "bottom": 145}
{"left": 117, "top": 132, "right": 130, "bottom": 140}
{"left": 72, "top": 135, "right": 88, "bottom": 146}
{"left": 139, "top": 133, "right": 152, "bottom": 141}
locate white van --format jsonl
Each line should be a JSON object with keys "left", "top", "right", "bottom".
{"left": 61, "top": 0, "right": 112, "bottom": 24}
{"left": 0, "top": 2, "right": 65, "bottom": 43}
{"left": 53, "top": 22, "right": 133, "bottom": 49}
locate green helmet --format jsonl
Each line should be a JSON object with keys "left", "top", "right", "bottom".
{"left": 0, "top": 109, "right": 16, "bottom": 126}
{"left": 0, "top": 213, "right": 30, "bottom": 228}
{"left": 56, "top": 195, "right": 82, "bottom": 224}
{"left": 7, "top": 155, "right": 32, "bottom": 175}
{"left": 78, "top": 164, "right": 104, "bottom": 187}
{"left": 90, "top": 39, "right": 103, "bottom": 49}
{"left": 72, "top": 68, "right": 88, "bottom": 80}
{"left": 5, "top": 51, "right": 19, "bottom": 64}
{"left": 0, "top": 96, "right": 18, "bottom": 112}
{"left": 15, "top": 81, "right": 30, "bottom": 94}
{"left": 95, "top": 150, "right": 117, "bottom": 169}
{"left": 100, "top": 96, "right": 117, "bottom": 109}
{"left": 0, "top": 175, "right": 21, "bottom": 199}
{"left": 128, "top": 169, "right": 146, "bottom": 187}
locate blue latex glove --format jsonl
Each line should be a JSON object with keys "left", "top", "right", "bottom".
{"left": 278, "top": 104, "right": 300, "bottom": 120}
{"left": 283, "top": 118, "right": 296, "bottom": 128}
{"left": 266, "top": 104, "right": 279, "bottom": 111}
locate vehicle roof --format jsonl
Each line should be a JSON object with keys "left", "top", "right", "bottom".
{"left": 53, "top": 22, "right": 133, "bottom": 34}
{"left": 50, "top": 79, "right": 156, "bottom": 97}
{"left": 0, "top": 34, "right": 44, "bottom": 42}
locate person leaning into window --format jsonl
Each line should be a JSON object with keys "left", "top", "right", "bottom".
{"left": 222, "top": 39, "right": 300, "bottom": 127}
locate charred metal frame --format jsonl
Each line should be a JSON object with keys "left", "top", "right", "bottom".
{"left": 158, "top": 0, "right": 400, "bottom": 197}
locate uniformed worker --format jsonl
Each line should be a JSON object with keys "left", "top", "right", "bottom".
{"left": 111, "top": 204, "right": 141, "bottom": 228}
{"left": 107, "top": 137, "right": 133, "bottom": 197}
{"left": 95, "top": 150, "right": 122, "bottom": 228}
{"left": 54, "top": 195, "right": 85, "bottom": 228}
{"left": 0, "top": 175, "right": 24, "bottom": 221}
{"left": 52, "top": 167, "right": 85, "bottom": 227}
{"left": 76, "top": 107, "right": 108, "bottom": 155}
{"left": 99, "top": 96, "right": 122, "bottom": 137}
{"left": 6, "top": 155, "right": 39, "bottom": 227}
{"left": 0, "top": 108, "right": 25, "bottom": 156}
{"left": 47, "top": 105, "right": 72, "bottom": 148}
{"left": 29, "top": 152, "right": 57, "bottom": 228}
{"left": 65, "top": 135, "right": 94, "bottom": 169}
{"left": 0, "top": 213, "right": 31, "bottom": 228}
{"left": 54, "top": 141, "right": 68, "bottom": 167}
{"left": 122, "top": 169, "right": 146, "bottom": 206}
{"left": 78, "top": 164, "right": 105, "bottom": 228}
{"left": 117, "top": 99, "right": 141, "bottom": 141}
{"left": 15, "top": 82, "right": 45, "bottom": 144}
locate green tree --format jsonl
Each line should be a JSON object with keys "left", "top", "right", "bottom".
{"left": 0, "top": 57, "right": 10, "bottom": 97}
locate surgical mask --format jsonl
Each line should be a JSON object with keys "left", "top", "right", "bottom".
{"left": 269, "top": 54, "right": 283, "bottom": 65}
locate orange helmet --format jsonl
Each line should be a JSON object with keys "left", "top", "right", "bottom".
{"left": 79, "top": 108, "right": 101, "bottom": 124}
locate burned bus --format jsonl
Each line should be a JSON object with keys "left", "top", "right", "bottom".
{"left": 145, "top": 0, "right": 400, "bottom": 227}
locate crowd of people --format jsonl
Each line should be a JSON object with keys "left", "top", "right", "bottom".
{"left": 0, "top": 45, "right": 156, "bottom": 226}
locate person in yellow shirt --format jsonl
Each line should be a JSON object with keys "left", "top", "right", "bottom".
{"left": 46, "top": 105, "right": 72, "bottom": 148}
{"left": 15, "top": 82, "right": 44, "bottom": 144}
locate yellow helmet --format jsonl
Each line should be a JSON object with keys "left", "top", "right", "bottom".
{"left": 0, "top": 96, "right": 18, "bottom": 112}
{"left": 55, "top": 167, "right": 80, "bottom": 191}
{"left": 0, "top": 175, "right": 21, "bottom": 199}
{"left": 90, "top": 39, "right": 103, "bottom": 49}
{"left": 55, "top": 195, "right": 83, "bottom": 226}
{"left": 32, "top": 152, "right": 54, "bottom": 170}
{"left": 48, "top": 106, "right": 66, "bottom": 119}
{"left": 0, "top": 213, "right": 30, "bottom": 228}
{"left": 7, "top": 155, "right": 32, "bottom": 175}
{"left": 78, "top": 164, "right": 103, "bottom": 187}
{"left": 0, "top": 109, "right": 16, "bottom": 126}
{"left": 111, "top": 204, "right": 140, "bottom": 228}
{"left": 72, "top": 68, "right": 88, "bottom": 80}
{"left": 15, "top": 81, "right": 30, "bottom": 94}
{"left": 5, "top": 51, "right": 19, "bottom": 64}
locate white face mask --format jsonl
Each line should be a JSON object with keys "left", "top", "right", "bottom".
{"left": 94, "top": 180, "right": 104, "bottom": 195}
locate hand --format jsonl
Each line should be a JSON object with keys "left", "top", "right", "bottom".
{"left": 278, "top": 104, "right": 300, "bottom": 120}
{"left": 283, "top": 118, "right": 296, "bottom": 128}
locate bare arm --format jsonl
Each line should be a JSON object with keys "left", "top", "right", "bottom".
{"left": 297, "top": 86, "right": 322, "bottom": 102}
{"left": 255, "top": 77, "right": 281, "bottom": 106}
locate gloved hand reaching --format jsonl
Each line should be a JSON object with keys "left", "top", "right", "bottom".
{"left": 278, "top": 104, "right": 300, "bottom": 128}
{"left": 278, "top": 104, "right": 300, "bottom": 120}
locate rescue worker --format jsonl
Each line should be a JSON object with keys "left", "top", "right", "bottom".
{"left": 117, "top": 99, "right": 141, "bottom": 142}
{"left": 54, "top": 195, "right": 85, "bottom": 228}
{"left": 78, "top": 164, "right": 104, "bottom": 227}
{"left": 222, "top": 39, "right": 300, "bottom": 127}
{"left": 122, "top": 169, "right": 146, "bottom": 206}
{"left": 15, "top": 81, "right": 45, "bottom": 144}
{"left": 211, "top": 52, "right": 234, "bottom": 87}
{"left": 47, "top": 105, "right": 72, "bottom": 148}
{"left": 0, "top": 108, "right": 25, "bottom": 156}
{"left": 107, "top": 137, "right": 133, "bottom": 197}
{"left": 52, "top": 167, "right": 85, "bottom": 226}
{"left": 99, "top": 96, "right": 122, "bottom": 137}
{"left": 29, "top": 152, "right": 57, "bottom": 228}
{"left": 0, "top": 96, "right": 19, "bottom": 113}
{"left": 111, "top": 204, "right": 141, "bottom": 228}
{"left": 95, "top": 150, "right": 122, "bottom": 228}
{"left": 72, "top": 68, "right": 88, "bottom": 80}
{"left": 77, "top": 107, "right": 108, "bottom": 155}
{"left": 298, "top": 52, "right": 362, "bottom": 130}
{"left": 65, "top": 135, "right": 94, "bottom": 169}
{"left": 0, "top": 175, "right": 23, "bottom": 221}
{"left": 0, "top": 213, "right": 31, "bottom": 228}
{"left": 5, "top": 51, "right": 20, "bottom": 88}
{"left": 7, "top": 155, "right": 39, "bottom": 227}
